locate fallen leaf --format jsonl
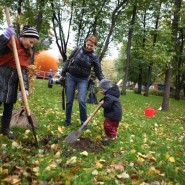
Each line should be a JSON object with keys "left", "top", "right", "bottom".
{"left": 51, "top": 144, "right": 59, "bottom": 151}
{"left": 110, "top": 163, "right": 124, "bottom": 171}
{"left": 168, "top": 157, "right": 175, "bottom": 162}
{"left": 95, "top": 162, "right": 103, "bottom": 169}
{"left": 3, "top": 175, "right": 21, "bottom": 184}
{"left": 12, "top": 141, "right": 21, "bottom": 149}
{"left": 54, "top": 151, "right": 61, "bottom": 158}
{"left": 80, "top": 151, "right": 88, "bottom": 156}
{"left": 58, "top": 126, "right": 65, "bottom": 133}
{"left": 66, "top": 156, "right": 77, "bottom": 165}
{"left": 92, "top": 170, "right": 99, "bottom": 175}
{"left": 117, "top": 172, "right": 129, "bottom": 179}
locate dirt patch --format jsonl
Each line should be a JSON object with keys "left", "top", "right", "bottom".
{"left": 21, "top": 134, "right": 111, "bottom": 155}
{"left": 69, "top": 137, "right": 111, "bottom": 151}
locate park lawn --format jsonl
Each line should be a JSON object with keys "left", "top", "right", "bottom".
{"left": 0, "top": 79, "right": 185, "bottom": 184}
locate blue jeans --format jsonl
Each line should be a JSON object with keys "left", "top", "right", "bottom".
{"left": 65, "top": 74, "right": 88, "bottom": 124}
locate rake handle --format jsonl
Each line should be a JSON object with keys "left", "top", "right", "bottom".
{"left": 82, "top": 102, "right": 102, "bottom": 126}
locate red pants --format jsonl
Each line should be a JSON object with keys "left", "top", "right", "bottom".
{"left": 104, "top": 118, "right": 119, "bottom": 138}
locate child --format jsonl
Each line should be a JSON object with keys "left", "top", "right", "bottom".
{"left": 0, "top": 25, "right": 39, "bottom": 139}
{"left": 99, "top": 79, "right": 122, "bottom": 140}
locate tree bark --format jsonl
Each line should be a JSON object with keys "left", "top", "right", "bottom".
{"left": 174, "top": 27, "right": 184, "bottom": 100}
{"left": 162, "top": 0, "right": 182, "bottom": 110}
{"left": 122, "top": 1, "right": 137, "bottom": 95}
{"left": 162, "top": 68, "right": 171, "bottom": 110}
{"left": 144, "top": 1, "right": 161, "bottom": 97}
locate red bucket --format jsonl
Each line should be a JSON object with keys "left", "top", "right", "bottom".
{"left": 144, "top": 107, "right": 156, "bottom": 117}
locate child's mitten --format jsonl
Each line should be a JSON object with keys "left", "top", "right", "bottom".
{"left": 4, "top": 26, "right": 15, "bottom": 39}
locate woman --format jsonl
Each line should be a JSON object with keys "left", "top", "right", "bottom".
{"left": 61, "top": 35, "right": 104, "bottom": 126}
{"left": 0, "top": 25, "right": 39, "bottom": 139}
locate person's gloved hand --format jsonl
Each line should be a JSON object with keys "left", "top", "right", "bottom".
{"left": 3, "top": 26, "right": 15, "bottom": 39}
{"left": 19, "top": 90, "right": 29, "bottom": 100}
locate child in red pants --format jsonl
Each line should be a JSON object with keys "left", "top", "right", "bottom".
{"left": 99, "top": 79, "right": 122, "bottom": 140}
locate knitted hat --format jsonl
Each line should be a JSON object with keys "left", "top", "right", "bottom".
{"left": 20, "top": 25, "right": 39, "bottom": 40}
{"left": 99, "top": 79, "right": 113, "bottom": 92}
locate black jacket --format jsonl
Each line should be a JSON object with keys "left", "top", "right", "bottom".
{"left": 61, "top": 46, "right": 104, "bottom": 81}
{"left": 0, "top": 35, "right": 29, "bottom": 104}
{"left": 101, "top": 85, "right": 122, "bottom": 121}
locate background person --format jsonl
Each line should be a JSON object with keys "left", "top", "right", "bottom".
{"left": 99, "top": 79, "right": 122, "bottom": 140}
{"left": 60, "top": 35, "right": 104, "bottom": 126}
{"left": 48, "top": 69, "right": 53, "bottom": 88}
{"left": 0, "top": 25, "right": 39, "bottom": 139}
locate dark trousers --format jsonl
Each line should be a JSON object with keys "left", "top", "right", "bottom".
{"left": 2, "top": 103, "right": 13, "bottom": 119}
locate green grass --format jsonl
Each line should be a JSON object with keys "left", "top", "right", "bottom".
{"left": 0, "top": 79, "right": 185, "bottom": 184}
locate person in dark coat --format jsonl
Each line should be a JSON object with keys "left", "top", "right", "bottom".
{"left": 60, "top": 35, "right": 104, "bottom": 126}
{"left": 48, "top": 69, "right": 53, "bottom": 88}
{"left": 0, "top": 25, "right": 39, "bottom": 139}
{"left": 99, "top": 79, "right": 122, "bottom": 140}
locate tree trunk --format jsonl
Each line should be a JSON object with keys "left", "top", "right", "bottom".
{"left": 162, "top": 0, "right": 182, "bottom": 110}
{"left": 144, "top": 64, "right": 152, "bottom": 96}
{"left": 144, "top": 1, "right": 161, "bottom": 97}
{"left": 122, "top": 2, "right": 137, "bottom": 95}
{"left": 174, "top": 27, "right": 184, "bottom": 100}
{"left": 137, "top": 66, "right": 142, "bottom": 94}
{"left": 162, "top": 68, "right": 171, "bottom": 110}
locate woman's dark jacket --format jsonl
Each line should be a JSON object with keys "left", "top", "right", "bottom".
{"left": 61, "top": 46, "right": 104, "bottom": 81}
{"left": 0, "top": 34, "right": 29, "bottom": 104}
{"left": 101, "top": 85, "right": 122, "bottom": 121}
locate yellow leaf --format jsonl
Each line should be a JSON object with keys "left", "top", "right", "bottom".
{"left": 95, "top": 162, "right": 103, "bottom": 169}
{"left": 2, "top": 169, "right": 8, "bottom": 175}
{"left": 130, "top": 149, "right": 136, "bottom": 154}
{"left": 3, "top": 175, "right": 21, "bottom": 184}
{"left": 51, "top": 144, "right": 59, "bottom": 151}
{"left": 124, "top": 123, "right": 129, "bottom": 129}
{"left": 165, "top": 153, "right": 170, "bottom": 159}
{"left": 137, "top": 156, "right": 144, "bottom": 164}
{"left": 146, "top": 167, "right": 160, "bottom": 176}
{"left": 168, "top": 157, "right": 175, "bottom": 162}
{"left": 96, "top": 135, "right": 102, "bottom": 139}
{"left": 58, "top": 126, "right": 65, "bottom": 133}
{"left": 54, "top": 151, "right": 61, "bottom": 158}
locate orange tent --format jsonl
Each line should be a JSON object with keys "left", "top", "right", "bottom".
{"left": 34, "top": 50, "right": 58, "bottom": 78}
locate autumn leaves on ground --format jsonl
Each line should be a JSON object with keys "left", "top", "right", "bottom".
{"left": 0, "top": 79, "right": 185, "bottom": 184}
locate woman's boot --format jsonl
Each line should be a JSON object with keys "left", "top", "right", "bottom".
{"left": 1, "top": 117, "right": 15, "bottom": 139}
